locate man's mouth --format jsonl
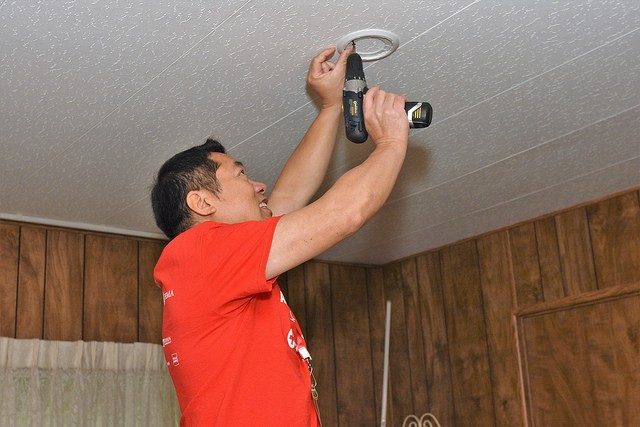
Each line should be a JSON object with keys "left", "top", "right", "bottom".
{"left": 259, "top": 200, "right": 268, "bottom": 209}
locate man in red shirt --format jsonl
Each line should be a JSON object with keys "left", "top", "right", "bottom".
{"left": 151, "top": 46, "right": 409, "bottom": 425}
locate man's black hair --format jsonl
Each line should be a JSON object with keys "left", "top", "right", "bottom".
{"left": 151, "top": 138, "right": 226, "bottom": 239}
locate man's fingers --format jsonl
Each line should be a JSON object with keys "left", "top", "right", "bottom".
{"left": 373, "top": 88, "right": 387, "bottom": 113}
{"left": 364, "top": 86, "right": 379, "bottom": 110}
{"left": 309, "top": 47, "right": 336, "bottom": 74}
{"left": 393, "top": 95, "right": 406, "bottom": 113}
{"left": 383, "top": 91, "right": 396, "bottom": 111}
{"left": 333, "top": 46, "right": 352, "bottom": 72}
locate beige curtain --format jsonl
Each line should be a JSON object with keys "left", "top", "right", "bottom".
{"left": 0, "top": 337, "right": 179, "bottom": 426}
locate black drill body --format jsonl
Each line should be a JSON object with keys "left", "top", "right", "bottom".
{"left": 342, "top": 50, "right": 433, "bottom": 143}
{"left": 342, "top": 52, "right": 369, "bottom": 143}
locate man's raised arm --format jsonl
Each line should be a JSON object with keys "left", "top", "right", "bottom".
{"left": 268, "top": 47, "right": 352, "bottom": 216}
{"left": 266, "top": 86, "right": 409, "bottom": 279}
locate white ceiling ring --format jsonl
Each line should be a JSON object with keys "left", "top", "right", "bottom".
{"left": 336, "top": 29, "right": 400, "bottom": 62}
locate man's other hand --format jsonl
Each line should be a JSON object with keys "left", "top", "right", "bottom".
{"left": 363, "top": 86, "right": 409, "bottom": 149}
{"left": 306, "top": 46, "right": 352, "bottom": 110}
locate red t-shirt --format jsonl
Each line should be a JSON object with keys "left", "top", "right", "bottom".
{"left": 154, "top": 217, "right": 319, "bottom": 426}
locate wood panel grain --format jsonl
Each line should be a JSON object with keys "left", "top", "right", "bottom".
{"left": 508, "top": 223, "right": 544, "bottom": 308}
{"left": 522, "top": 307, "right": 597, "bottom": 426}
{"left": 383, "top": 262, "right": 414, "bottom": 424}
{"left": 366, "top": 267, "right": 388, "bottom": 426}
{"left": 415, "top": 252, "right": 454, "bottom": 427}
{"left": 440, "top": 240, "right": 496, "bottom": 426}
{"left": 533, "top": 218, "right": 566, "bottom": 302}
{"left": 83, "top": 235, "right": 138, "bottom": 342}
{"left": 304, "top": 262, "right": 338, "bottom": 427}
{"left": 586, "top": 192, "right": 640, "bottom": 289}
{"left": 519, "top": 289, "right": 640, "bottom": 426}
{"left": 516, "top": 284, "right": 639, "bottom": 317}
{"left": 604, "top": 295, "right": 640, "bottom": 424}
{"left": 16, "top": 227, "right": 46, "bottom": 339}
{"left": 138, "top": 240, "right": 164, "bottom": 344}
{"left": 0, "top": 223, "right": 19, "bottom": 337}
{"left": 330, "top": 264, "right": 375, "bottom": 426}
{"left": 585, "top": 295, "right": 640, "bottom": 425}
{"left": 400, "top": 259, "right": 430, "bottom": 415}
{"left": 477, "top": 231, "right": 523, "bottom": 427}
{"left": 43, "top": 229, "right": 84, "bottom": 341}
{"left": 555, "top": 208, "right": 598, "bottom": 295}
{"left": 286, "top": 265, "right": 306, "bottom": 335}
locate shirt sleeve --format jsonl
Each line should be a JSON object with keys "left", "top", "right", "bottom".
{"left": 198, "top": 216, "right": 282, "bottom": 304}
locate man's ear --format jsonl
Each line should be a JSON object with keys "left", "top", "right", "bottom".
{"left": 186, "top": 190, "right": 217, "bottom": 216}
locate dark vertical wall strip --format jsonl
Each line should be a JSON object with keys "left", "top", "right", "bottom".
{"left": 138, "top": 240, "right": 164, "bottom": 344}
{"left": 83, "top": 235, "right": 138, "bottom": 342}
{"left": 400, "top": 259, "right": 430, "bottom": 415}
{"left": 508, "top": 224, "right": 544, "bottom": 307}
{"left": 533, "top": 218, "right": 565, "bottom": 301}
{"left": 286, "top": 265, "right": 306, "bottom": 335}
{"left": 365, "top": 267, "right": 387, "bottom": 426}
{"left": 477, "top": 231, "right": 523, "bottom": 426}
{"left": 16, "top": 227, "right": 46, "bottom": 339}
{"left": 555, "top": 208, "right": 598, "bottom": 294}
{"left": 0, "top": 223, "right": 19, "bottom": 337}
{"left": 304, "top": 262, "right": 338, "bottom": 426}
{"left": 44, "top": 229, "right": 84, "bottom": 341}
{"left": 415, "top": 252, "right": 454, "bottom": 426}
{"left": 440, "top": 241, "right": 496, "bottom": 426}
{"left": 277, "top": 270, "right": 288, "bottom": 297}
{"left": 383, "top": 262, "right": 415, "bottom": 422}
{"left": 330, "top": 264, "right": 375, "bottom": 426}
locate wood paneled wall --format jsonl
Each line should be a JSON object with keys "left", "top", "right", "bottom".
{"left": 1, "top": 188, "right": 638, "bottom": 425}
{"left": 517, "top": 284, "right": 640, "bottom": 426}
{"left": 0, "top": 222, "right": 165, "bottom": 344}
{"left": 281, "top": 188, "right": 640, "bottom": 426}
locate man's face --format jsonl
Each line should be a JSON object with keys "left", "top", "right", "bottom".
{"left": 209, "top": 153, "right": 272, "bottom": 223}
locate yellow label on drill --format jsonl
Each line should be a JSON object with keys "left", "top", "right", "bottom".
{"left": 412, "top": 107, "right": 422, "bottom": 120}
{"left": 350, "top": 100, "right": 358, "bottom": 116}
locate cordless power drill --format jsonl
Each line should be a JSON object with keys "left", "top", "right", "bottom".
{"left": 342, "top": 45, "right": 433, "bottom": 143}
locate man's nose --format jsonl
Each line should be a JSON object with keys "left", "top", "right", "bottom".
{"left": 252, "top": 181, "right": 266, "bottom": 194}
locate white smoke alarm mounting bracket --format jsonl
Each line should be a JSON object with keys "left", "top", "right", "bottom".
{"left": 336, "top": 29, "right": 400, "bottom": 62}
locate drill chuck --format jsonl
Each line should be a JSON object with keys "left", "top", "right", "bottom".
{"left": 346, "top": 52, "right": 366, "bottom": 80}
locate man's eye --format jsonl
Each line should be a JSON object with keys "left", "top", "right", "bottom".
{"left": 239, "top": 170, "right": 246, "bottom": 175}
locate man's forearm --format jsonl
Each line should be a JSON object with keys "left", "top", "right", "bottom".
{"left": 269, "top": 105, "right": 342, "bottom": 214}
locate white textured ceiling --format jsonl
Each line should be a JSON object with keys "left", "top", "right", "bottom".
{"left": 1, "top": 0, "right": 639, "bottom": 265}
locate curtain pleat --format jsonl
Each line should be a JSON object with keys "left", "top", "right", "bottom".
{"left": 0, "top": 337, "right": 180, "bottom": 426}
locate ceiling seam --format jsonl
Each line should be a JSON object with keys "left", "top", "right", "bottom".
{"left": 339, "top": 155, "right": 640, "bottom": 261}
{"left": 394, "top": 0, "right": 482, "bottom": 51}
{"left": 100, "top": 7, "right": 638, "bottom": 223}
{"left": 9, "top": 0, "right": 254, "bottom": 195}
{"left": 322, "top": 26, "right": 640, "bottom": 178}
{"left": 101, "top": 99, "right": 639, "bottom": 232}
{"left": 101, "top": 0, "right": 486, "bottom": 220}
{"left": 384, "top": 102, "right": 640, "bottom": 204}
{"left": 228, "top": 0, "right": 484, "bottom": 151}
{"left": 423, "top": 27, "right": 639, "bottom": 132}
